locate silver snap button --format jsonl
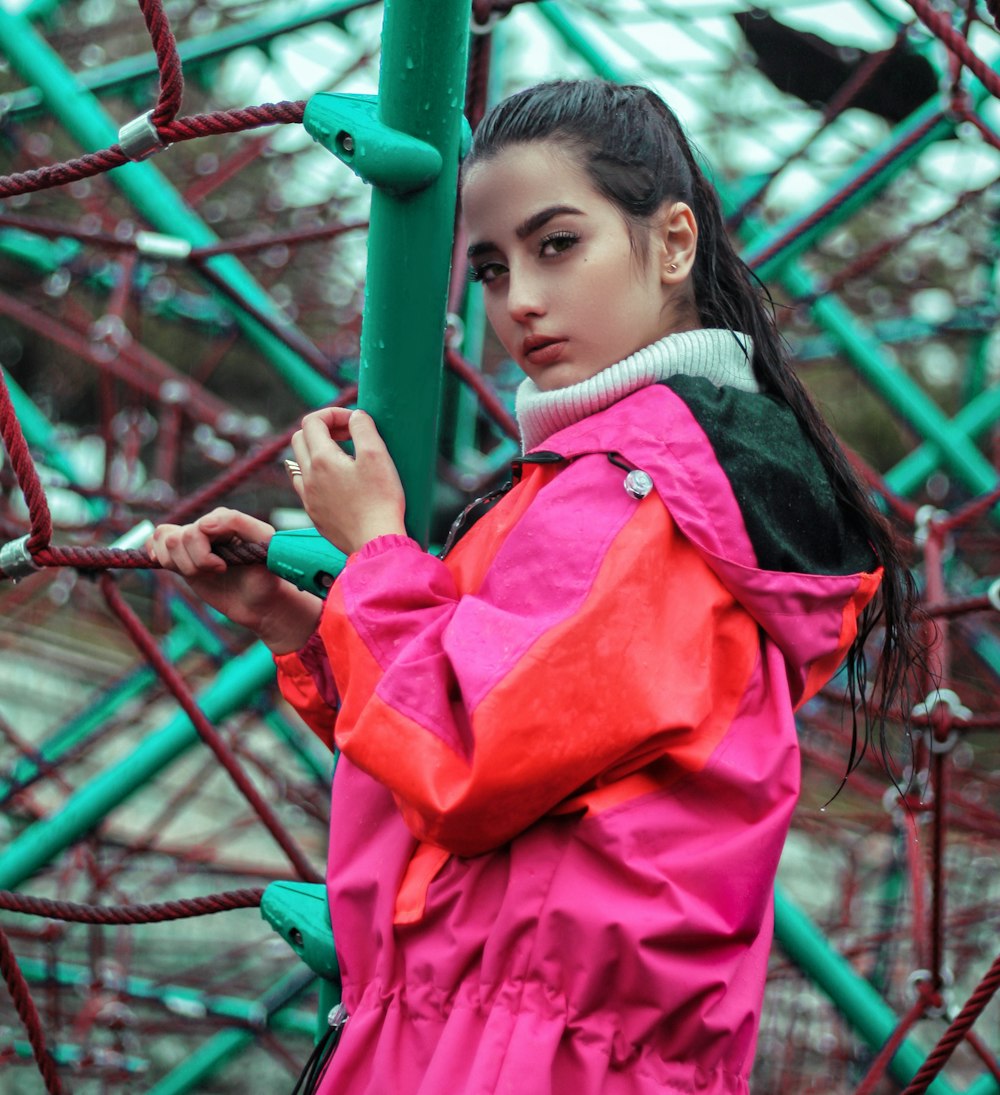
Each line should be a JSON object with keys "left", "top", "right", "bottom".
{"left": 623, "top": 469, "right": 653, "bottom": 499}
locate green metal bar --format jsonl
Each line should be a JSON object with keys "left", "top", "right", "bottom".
{"left": 145, "top": 967, "right": 317, "bottom": 1095}
{"left": 774, "top": 885, "right": 962, "bottom": 1095}
{"left": 11, "top": 1039, "right": 147, "bottom": 1072}
{"left": 7, "top": 0, "right": 377, "bottom": 118}
{"left": 742, "top": 99, "right": 953, "bottom": 280}
{"left": 0, "top": 7, "right": 336, "bottom": 408}
{"left": 0, "top": 641, "right": 276, "bottom": 890}
{"left": 0, "top": 226, "right": 77, "bottom": 269}
{"left": 18, "top": 956, "right": 315, "bottom": 1036}
{"left": 780, "top": 264, "right": 997, "bottom": 496}
{"left": 0, "top": 624, "right": 201, "bottom": 804}
{"left": 350, "top": 0, "right": 471, "bottom": 545}
{"left": 886, "top": 383, "right": 1000, "bottom": 497}
{"left": 961, "top": 335, "right": 991, "bottom": 407}
{"left": 2, "top": 368, "right": 88, "bottom": 488}
{"left": 535, "top": 2, "right": 621, "bottom": 81}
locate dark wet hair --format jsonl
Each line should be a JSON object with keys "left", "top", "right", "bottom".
{"left": 465, "top": 79, "right": 926, "bottom": 773}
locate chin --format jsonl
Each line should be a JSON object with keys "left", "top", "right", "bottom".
{"left": 533, "top": 363, "right": 605, "bottom": 392}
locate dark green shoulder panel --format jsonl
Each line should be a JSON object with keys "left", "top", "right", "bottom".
{"left": 663, "top": 376, "right": 876, "bottom": 576}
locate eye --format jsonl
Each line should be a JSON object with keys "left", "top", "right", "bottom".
{"left": 468, "top": 260, "right": 507, "bottom": 285}
{"left": 539, "top": 230, "right": 579, "bottom": 257}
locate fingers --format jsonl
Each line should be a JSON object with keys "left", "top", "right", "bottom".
{"left": 147, "top": 508, "right": 274, "bottom": 575}
{"left": 346, "top": 410, "right": 387, "bottom": 458}
{"left": 199, "top": 508, "right": 276, "bottom": 544}
{"left": 148, "top": 521, "right": 224, "bottom": 576}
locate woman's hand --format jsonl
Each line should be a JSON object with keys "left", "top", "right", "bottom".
{"left": 147, "top": 508, "right": 323, "bottom": 655}
{"left": 289, "top": 408, "right": 406, "bottom": 555}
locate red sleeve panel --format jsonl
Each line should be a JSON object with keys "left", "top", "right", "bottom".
{"left": 320, "top": 455, "right": 759, "bottom": 857}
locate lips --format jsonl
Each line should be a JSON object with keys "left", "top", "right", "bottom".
{"left": 522, "top": 335, "right": 567, "bottom": 367}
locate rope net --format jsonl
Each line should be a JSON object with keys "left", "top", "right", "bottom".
{"left": 0, "top": 0, "right": 998, "bottom": 1091}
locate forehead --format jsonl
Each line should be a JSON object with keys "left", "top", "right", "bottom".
{"left": 461, "top": 142, "right": 604, "bottom": 235}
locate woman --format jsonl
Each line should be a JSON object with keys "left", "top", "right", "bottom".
{"left": 149, "top": 80, "right": 921, "bottom": 1094}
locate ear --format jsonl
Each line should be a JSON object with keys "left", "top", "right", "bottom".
{"left": 655, "top": 202, "right": 698, "bottom": 285}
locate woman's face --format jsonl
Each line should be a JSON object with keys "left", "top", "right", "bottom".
{"left": 462, "top": 141, "right": 692, "bottom": 391}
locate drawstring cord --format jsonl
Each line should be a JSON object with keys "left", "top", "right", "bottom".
{"left": 291, "top": 1003, "right": 348, "bottom": 1095}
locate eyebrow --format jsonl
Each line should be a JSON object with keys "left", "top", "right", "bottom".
{"left": 466, "top": 204, "right": 584, "bottom": 260}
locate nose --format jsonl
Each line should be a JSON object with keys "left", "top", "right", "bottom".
{"left": 505, "top": 264, "right": 545, "bottom": 325}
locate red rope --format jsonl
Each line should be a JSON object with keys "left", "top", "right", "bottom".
{"left": 0, "top": 101, "right": 306, "bottom": 199}
{"left": 853, "top": 992, "right": 930, "bottom": 1095}
{"left": 818, "top": 182, "right": 994, "bottom": 298}
{"left": 0, "top": 887, "right": 263, "bottom": 924}
{"left": 746, "top": 112, "right": 941, "bottom": 274}
{"left": 0, "top": 923, "right": 63, "bottom": 1094}
{"left": 445, "top": 349, "right": 519, "bottom": 442}
{"left": 905, "top": 0, "right": 1000, "bottom": 100}
{"left": 951, "top": 99, "right": 1000, "bottom": 155}
{"left": 899, "top": 952, "right": 1000, "bottom": 1095}
{"left": 99, "top": 573, "right": 322, "bottom": 885}
{"left": 139, "top": 0, "right": 184, "bottom": 129}
{"left": 0, "top": 366, "right": 52, "bottom": 553}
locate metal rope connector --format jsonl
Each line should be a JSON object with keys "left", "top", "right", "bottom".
{"left": 118, "top": 110, "right": 170, "bottom": 162}
{"left": 913, "top": 688, "right": 970, "bottom": 754}
{"left": 0, "top": 534, "right": 41, "bottom": 581}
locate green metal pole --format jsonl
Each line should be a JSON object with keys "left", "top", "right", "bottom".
{"left": 145, "top": 967, "right": 317, "bottom": 1095}
{"left": 774, "top": 886, "right": 964, "bottom": 1095}
{"left": 0, "top": 640, "right": 276, "bottom": 890}
{"left": 0, "top": 7, "right": 336, "bottom": 408}
{"left": 352, "top": 0, "right": 471, "bottom": 545}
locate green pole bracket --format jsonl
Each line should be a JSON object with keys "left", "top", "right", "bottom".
{"left": 261, "top": 880, "right": 341, "bottom": 1041}
{"left": 267, "top": 527, "right": 348, "bottom": 598}
{"left": 261, "top": 882, "right": 340, "bottom": 984}
{"left": 305, "top": 93, "right": 443, "bottom": 196}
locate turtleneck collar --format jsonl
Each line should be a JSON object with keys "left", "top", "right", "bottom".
{"left": 515, "top": 328, "right": 759, "bottom": 453}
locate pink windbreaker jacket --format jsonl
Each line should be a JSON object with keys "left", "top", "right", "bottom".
{"left": 275, "top": 376, "right": 881, "bottom": 1095}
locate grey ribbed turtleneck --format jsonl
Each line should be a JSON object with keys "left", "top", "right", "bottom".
{"left": 515, "top": 328, "right": 758, "bottom": 452}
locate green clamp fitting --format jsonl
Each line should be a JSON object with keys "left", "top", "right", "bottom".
{"left": 267, "top": 528, "right": 347, "bottom": 599}
{"left": 304, "top": 93, "right": 443, "bottom": 196}
{"left": 260, "top": 881, "right": 340, "bottom": 983}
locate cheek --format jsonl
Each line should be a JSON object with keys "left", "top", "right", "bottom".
{"left": 484, "top": 294, "right": 511, "bottom": 342}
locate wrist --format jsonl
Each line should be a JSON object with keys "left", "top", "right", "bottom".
{"left": 254, "top": 587, "right": 323, "bottom": 655}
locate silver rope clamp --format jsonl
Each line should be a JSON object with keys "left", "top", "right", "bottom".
{"left": 118, "top": 110, "right": 170, "bottom": 162}
{"left": 0, "top": 534, "right": 41, "bottom": 581}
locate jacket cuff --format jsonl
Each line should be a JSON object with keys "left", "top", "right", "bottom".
{"left": 352, "top": 533, "right": 423, "bottom": 562}
{"left": 274, "top": 630, "right": 339, "bottom": 711}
